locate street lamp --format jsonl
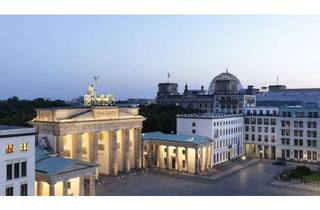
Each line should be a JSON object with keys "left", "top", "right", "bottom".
{"left": 259, "top": 150, "right": 263, "bottom": 160}
{"left": 242, "top": 156, "right": 246, "bottom": 168}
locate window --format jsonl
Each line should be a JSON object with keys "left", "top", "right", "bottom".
{"left": 6, "top": 144, "right": 14, "bottom": 153}
{"left": 20, "top": 184, "right": 28, "bottom": 196}
{"left": 6, "top": 187, "right": 13, "bottom": 196}
{"left": 164, "top": 158, "right": 167, "bottom": 165}
{"left": 192, "top": 129, "right": 196, "bottom": 134}
{"left": 20, "top": 143, "right": 28, "bottom": 152}
{"left": 14, "top": 162, "right": 20, "bottom": 179}
{"left": 6, "top": 164, "right": 12, "bottom": 180}
{"left": 294, "top": 139, "right": 298, "bottom": 146}
{"left": 67, "top": 181, "right": 71, "bottom": 189}
{"left": 182, "top": 150, "right": 186, "bottom": 155}
{"left": 21, "top": 161, "right": 27, "bottom": 177}
{"left": 192, "top": 122, "right": 196, "bottom": 127}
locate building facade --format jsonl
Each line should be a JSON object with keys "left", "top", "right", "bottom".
{"left": 243, "top": 107, "right": 279, "bottom": 159}
{"left": 177, "top": 113, "right": 244, "bottom": 165}
{"left": 0, "top": 126, "right": 35, "bottom": 196}
{"left": 277, "top": 107, "right": 320, "bottom": 163}
{"left": 244, "top": 106, "right": 320, "bottom": 164}
{"left": 156, "top": 71, "right": 256, "bottom": 114}
{"left": 31, "top": 106, "right": 145, "bottom": 177}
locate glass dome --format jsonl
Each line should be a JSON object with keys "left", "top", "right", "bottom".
{"left": 208, "top": 71, "right": 242, "bottom": 94}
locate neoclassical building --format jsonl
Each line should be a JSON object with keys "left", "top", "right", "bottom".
{"left": 142, "top": 132, "right": 213, "bottom": 174}
{"left": 156, "top": 70, "right": 256, "bottom": 114}
{"left": 31, "top": 106, "right": 145, "bottom": 177}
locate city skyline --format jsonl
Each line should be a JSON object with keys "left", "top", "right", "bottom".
{"left": 1, "top": 15, "right": 320, "bottom": 100}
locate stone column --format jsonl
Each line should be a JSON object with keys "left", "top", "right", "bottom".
{"left": 56, "top": 135, "right": 65, "bottom": 157}
{"left": 166, "top": 145, "right": 170, "bottom": 170}
{"left": 92, "top": 132, "right": 99, "bottom": 164}
{"left": 134, "top": 128, "right": 142, "bottom": 169}
{"left": 79, "top": 176, "right": 84, "bottom": 196}
{"left": 195, "top": 147, "right": 200, "bottom": 174}
{"left": 199, "top": 147, "right": 203, "bottom": 171}
{"left": 111, "top": 130, "right": 118, "bottom": 176}
{"left": 156, "top": 145, "right": 160, "bottom": 167}
{"left": 63, "top": 180, "right": 68, "bottom": 196}
{"left": 185, "top": 147, "right": 189, "bottom": 172}
{"left": 248, "top": 144, "right": 252, "bottom": 159}
{"left": 49, "top": 183, "right": 55, "bottom": 196}
{"left": 205, "top": 146, "right": 209, "bottom": 170}
{"left": 76, "top": 133, "right": 83, "bottom": 161}
{"left": 89, "top": 174, "right": 96, "bottom": 196}
{"left": 36, "top": 181, "right": 42, "bottom": 196}
{"left": 123, "top": 129, "right": 130, "bottom": 172}
{"left": 175, "top": 147, "right": 179, "bottom": 171}
{"left": 147, "top": 144, "right": 152, "bottom": 167}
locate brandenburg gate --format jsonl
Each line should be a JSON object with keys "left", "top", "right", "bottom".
{"left": 31, "top": 106, "right": 144, "bottom": 176}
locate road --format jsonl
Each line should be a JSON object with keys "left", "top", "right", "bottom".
{"left": 96, "top": 161, "right": 320, "bottom": 196}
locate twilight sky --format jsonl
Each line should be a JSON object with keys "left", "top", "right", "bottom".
{"left": 0, "top": 15, "right": 320, "bottom": 100}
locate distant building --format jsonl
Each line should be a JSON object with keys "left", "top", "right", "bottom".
{"left": 156, "top": 70, "right": 256, "bottom": 113}
{"left": 257, "top": 85, "right": 320, "bottom": 107}
{"left": 0, "top": 125, "right": 35, "bottom": 196}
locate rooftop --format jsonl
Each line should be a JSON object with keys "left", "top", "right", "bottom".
{"left": 35, "top": 146, "right": 97, "bottom": 176}
{"left": 0, "top": 125, "right": 35, "bottom": 138}
{"left": 0, "top": 125, "right": 26, "bottom": 130}
{"left": 142, "top": 131, "right": 211, "bottom": 145}
{"left": 177, "top": 112, "right": 243, "bottom": 119}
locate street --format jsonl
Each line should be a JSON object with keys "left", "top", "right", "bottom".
{"left": 96, "top": 161, "right": 320, "bottom": 196}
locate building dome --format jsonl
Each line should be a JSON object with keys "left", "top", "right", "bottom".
{"left": 208, "top": 70, "right": 242, "bottom": 94}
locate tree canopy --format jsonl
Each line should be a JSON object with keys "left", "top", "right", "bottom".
{"left": 0, "top": 97, "right": 69, "bottom": 126}
{"left": 139, "top": 104, "right": 203, "bottom": 134}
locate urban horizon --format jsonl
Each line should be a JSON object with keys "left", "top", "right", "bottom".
{"left": 1, "top": 16, "right": 320, "bottom": 100}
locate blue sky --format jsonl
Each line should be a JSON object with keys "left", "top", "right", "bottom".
{"left": 0, "top": 16, "right": 320, "bottom": 100}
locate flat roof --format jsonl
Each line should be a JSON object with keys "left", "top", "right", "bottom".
{"left": 0, "top": 125, "right": 35, "bottom": 138}
{"left": 142, "top": 131, "right": 211, "bottom": 145}
{"left": 0, "top": 125, "right": 26, "bottom": 130}
{"left": 177, "top": 112, "right": 243, "bottom": 119}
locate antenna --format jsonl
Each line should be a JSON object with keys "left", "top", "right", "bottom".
{"left": 276, "top": 76, "right": 279, "bottom": 85}
{"left": 226, "top": 67, "right": 229, "bottom": 74}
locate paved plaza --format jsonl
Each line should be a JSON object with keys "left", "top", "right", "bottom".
{"left": 96, "top": 161, "right": 320, "bottom": 196}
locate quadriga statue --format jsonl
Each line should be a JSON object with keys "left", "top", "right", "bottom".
{"left": 83, "top": 76, "right": 115, "bottom": 107}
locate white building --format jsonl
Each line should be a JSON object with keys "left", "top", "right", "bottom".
{"left": 0, "top": 125, "right": 35, "bottom": 196}
{"left": 243, "top": 107, "right": 279, "bottom": 159}
{"left": 177, "top": 113, "right": 244, "bottom": 165}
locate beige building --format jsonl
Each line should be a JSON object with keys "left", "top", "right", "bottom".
{"left": 31, "top": 106, "right": 145, "bottom": 177}
{"left": 35, "top": 145, "right": 97, "bottom": 196}
{"left": 142, "top": 132, "right": 213, "bottom": 174}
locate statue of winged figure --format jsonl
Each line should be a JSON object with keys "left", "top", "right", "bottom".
{"left": 83, "top": 76, "right": 115, "bottom": 107}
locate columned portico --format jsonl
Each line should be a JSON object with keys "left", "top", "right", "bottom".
{"left": 142, "top": 132, "right": 212, "bottom": 175}
{"left": 31, "top": 106, "right": 145, "bottom": 179}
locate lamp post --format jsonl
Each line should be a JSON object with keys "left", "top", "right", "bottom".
{"left": 242, "top": 156, "right": 246, "bottom": 168}
{"left": 303, "top": 154, "right": 307, "bottom": 166}
{"left": 259, "top": 150, "right": 263, "bottom": 160}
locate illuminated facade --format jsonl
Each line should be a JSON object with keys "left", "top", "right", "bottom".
{"left": 142, "top": 132, "right": 213, "bottom": 174}
{"left": 35, "top": 145, "right": 97, "bottom": 196}
{"left": 31, "top": 106, "right": 145, "bottom": 178}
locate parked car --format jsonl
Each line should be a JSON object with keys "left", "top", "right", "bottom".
{"left": 273, "top": 160, "right": 286, "bottom": 166}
